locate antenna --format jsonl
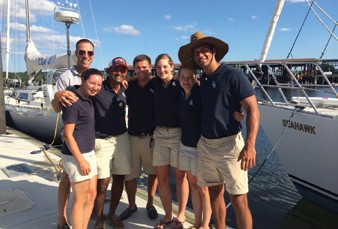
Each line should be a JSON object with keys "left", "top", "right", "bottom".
{"left": 54, "top": 1, "right": 80, "bottom": 68}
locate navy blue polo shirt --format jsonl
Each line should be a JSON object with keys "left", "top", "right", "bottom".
{"left": 61, "top": 87, "right": 95, "bottom": 155}
{"left": 92, "top": 79, "right": 127, "bottom": 138}
{"left": 200, "top": 63, "right": 255, "bottom": 139}
{"left": 153, "top": 77, "right": 181, "bottom": 127}
{"left": 177, "top": 84, "right": 202, "bottom": 148}
{"left": 126, "top": 79, "right": 155, "bottom": 135}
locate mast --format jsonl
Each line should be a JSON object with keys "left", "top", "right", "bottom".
{"left": 5, "top": 0, "right": 10, "bottom": 80}
{"left": 259, "top": 0, "right": 285, "bottom": 62}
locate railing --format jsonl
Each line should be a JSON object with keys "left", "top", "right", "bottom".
{"left": 226, "top": 58, "right": 338, "bottom": 114}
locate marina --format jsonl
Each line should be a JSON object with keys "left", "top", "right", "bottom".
{"left": 1, "top": 0, "right": 338, "bottom": 228}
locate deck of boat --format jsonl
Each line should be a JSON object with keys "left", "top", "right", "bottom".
{"left": 0, "top": 127, "right": 193, "bottom": 228}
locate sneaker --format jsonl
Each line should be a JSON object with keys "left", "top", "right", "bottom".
{"left": 106, "top": 214, "right": 124, "bottom": 229}
{"left": 146, "top": 205, "right": 158, "bottom": 220}
{"left": 94, "top": 222, "right": 105, "bottom": 229}
{"left": 119, "top": 206, "right": 138, "bottom": 220}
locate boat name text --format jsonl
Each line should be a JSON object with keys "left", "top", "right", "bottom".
{"left": 282, "top": 120, "right": 316, "bottom": 135}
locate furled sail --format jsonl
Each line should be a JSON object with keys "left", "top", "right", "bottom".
{"left": 25, "top": 39, "right": 77, "bottom": 75}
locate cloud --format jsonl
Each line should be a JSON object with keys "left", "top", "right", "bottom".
{"left": 227, "top": 18, "right": 235, "bottom": 22}
{"left": 280, "top": 27, "right": 291, "bottom": 32}
{"left": 173, "top": 24, "right": 196, "bottom": 32}
{"left": 252, "top": 15, "right": 257, "bottom": 20}
{"left": 31, "top": 25, "right": 54, "bottom": 33}
{"left": 104, "top": 25, "right": 140, "bottom": 36}
{"left": 164, "top": 14, "right": 171, "bottom": 20}
{"left": 287, "top": 0, "right": 305, "bottom": 3}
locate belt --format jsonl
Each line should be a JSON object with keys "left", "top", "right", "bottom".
{"left": 128, "top": 131, "right": 151, "bottom": 137}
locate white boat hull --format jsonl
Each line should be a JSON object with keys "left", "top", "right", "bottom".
{"left": 259, "top": 103, "right": 338, "bottom": 212}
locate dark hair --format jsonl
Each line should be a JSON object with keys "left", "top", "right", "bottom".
{"left": 133, "top": 54, "right": 151, "bottom": 67}
{"left": 81, "top": 68, "right": 103, "bottom": 81}
{"left": 76, "top": 38, "right": 95, "bottom": 50}
{"left": 154, "top": 53, "right": 174, "bottom": 68}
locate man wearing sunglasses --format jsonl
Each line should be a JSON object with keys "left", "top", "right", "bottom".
{"left": 52, "top": 38, "right": 95, "bottom": 229}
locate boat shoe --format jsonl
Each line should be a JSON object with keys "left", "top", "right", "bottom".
{"left": 119, "top": 206, "right": 138, "bottom": 220}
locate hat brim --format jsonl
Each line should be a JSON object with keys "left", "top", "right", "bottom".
{"left": 178, "top": 37, "right": 229, "bottom": 68}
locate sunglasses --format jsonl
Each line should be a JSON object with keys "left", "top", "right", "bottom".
{"left": 78, "top": 50, "right": 94, "bottom": 57}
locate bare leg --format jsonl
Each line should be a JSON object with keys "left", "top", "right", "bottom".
{"left": 229, "top": 194, "right": 252, "bottom": 229}
{"left": 70, "top": 178, "right": 92, "bottom": 229}
{"left": 108, "top": 174, "right": 125, "bottom": 216}
{"left": 83, "top": 176, "right": 97, "bottom": 227}
{"left": 146, "top": 174, "right": 158, "bottom": 208}
{"left": 186, "top": 172, "right": 202, "bottom": 227}
{"left": 209, "top": 185, "right": 226, "bottom": 229}
{"left": 95, "top": 177, "right": 110, "bottom": 223}
{"left": 199, "top": 185, "right": 212, "bottom": 228}
{"left": 125, "top": 178, "right": 137, "bottom": 209}
{"left": 174, "top": 168, "right": 189, "bottom": 223}
{"left": 155, "top": 165, "right": 172, "bottom": 222}
{"left": 58, "top": 172, "right": 70, "bottom": 227}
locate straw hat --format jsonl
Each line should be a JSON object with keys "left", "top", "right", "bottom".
{"left": 178, "top": 31, "right": 229, "bottom": 68}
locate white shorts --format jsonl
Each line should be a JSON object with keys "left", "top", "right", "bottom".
{"left": 61, "top": 150, "right": 98, "bottom": 183}
{"left": 178, "top": 143, "right": 198, "bottom": 176}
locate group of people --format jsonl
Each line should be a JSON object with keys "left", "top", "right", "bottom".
{"left": 53, "top": 31, "right": 260, "bottom": 229}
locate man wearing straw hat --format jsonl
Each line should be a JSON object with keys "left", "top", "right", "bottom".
{"left": 178, "top": 32, "right": 260, "bottom": 229}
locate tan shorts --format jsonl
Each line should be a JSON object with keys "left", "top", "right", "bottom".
{"left": 178, "top": 143, "right": 198, "bottom": 176}
{"left": 196, "top": 133, "right": 248, "bottom": 195}
{"left": 153, "top": 126, "right": 181, "bottom": 167}
{"left": 61, "top": 150, "right": 98, "bottom": 183}
{"left": 95, "top": 132, "right": 131, "bottom": 177}
{"left": 125, "top": 135, "right": 156, "bottom": 181}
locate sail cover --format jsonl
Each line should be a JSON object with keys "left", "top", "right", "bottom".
{"left": 25, "top": 39, "right": 77, "bottom": 75}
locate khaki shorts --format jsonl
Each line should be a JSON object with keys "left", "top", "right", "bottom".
{"left": 153, "top": 126, "right": 181, "bottom": 167}
{"left": 61, "top": 150, "right": 98, "bottom": 183}
{"left": 178, "top": 143, "right": 198, "bottom": 176}
{"left": 125, "top": 135, "right": 156, "bottom": 181}
{"left": 95, "top": 132, "right": 131, "bottom": 177}
{"left": 196, "top": 133, "right": 248, "bottom": 195}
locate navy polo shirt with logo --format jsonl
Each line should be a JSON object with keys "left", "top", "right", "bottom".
{"left": 153, "top": 77, "right": 181, "bottom": 128}
{"left": 200, "top": 63, "right": 255, "bottom": 139}
{"left": 61, "top": 87, "right": 95, "bottom": 155}
{"left": 177, "top": 84, "right": 202, "bottom": 148}
{"left": 126, "top": 79, "right": 155, "bottom": 135}
{"left": 92, "top": 79, "right": 127, "bottom": 138}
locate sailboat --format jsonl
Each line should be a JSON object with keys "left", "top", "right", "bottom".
{"left": 228, "top": 0, "right": 338, "bottom": 212}
{"left": 4, "top": 0, "right": 79, "bottom": 143}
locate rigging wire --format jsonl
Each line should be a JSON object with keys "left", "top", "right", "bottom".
{"left": 286, "top": 0, "right": 314, "bottom": 59}
{"left": 88, "top": 0, "right": 104, "bottom": 70}
{"left": 304, "top": 0, "right": 338, "bottom": 41}
{"left": 75, "top": 0, "right": 86, "bottom": 38}
{"left": 319, "top": 24, "right": 336, "bottom": 59}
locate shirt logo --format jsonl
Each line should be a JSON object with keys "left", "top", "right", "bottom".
{"left": 189, "top": 99, "right": 193, "bottom": 106}
{"left": 212, "top": 81, "right": 216, "bottom": 88}
{"left": 172, "top": 81, "right": 177, "bottom": 87}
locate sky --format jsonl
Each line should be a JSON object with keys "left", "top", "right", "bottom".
{"left": 1, "top": 0, "right": 338, "bottom": 73}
